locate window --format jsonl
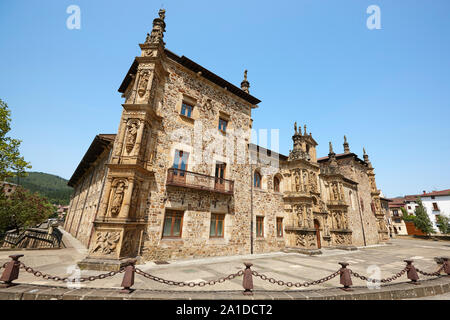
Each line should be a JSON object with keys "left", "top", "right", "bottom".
{"left": 215, "top": 162, "right": 226, "bottom": 180}
{"left": 173, "top": 150, "right": 189, "bottom": 172}
{"left": 274, "top": 176, "right": 280, "bottom": 192}
{"left": 162, "top": 210, "right": 184, "bottom": 238}
{"left": 180, "top": 102, "right": 194, "bottom": 118}
{"left": 276, "top": 218, "right": 283, "bottom": 237}
{"left": 254, "top": 171, "right": 261, "bottom": 189}
{"left": 256, "top": 216, "right": 264, "bottom": 237}
{"left": 393, "top": 210, "right": 399, "bottom": 217}
{"left": 432, "top": 203, "right": 439, "bottom": 211}
{"left": 218, "top": 118, "right": 228, "bottom": 132}
{"left": 210, "top": 214, "right": 225, "bottom": 238}
{"left": 408, "top": 206, "right": 411, "bottom": 209}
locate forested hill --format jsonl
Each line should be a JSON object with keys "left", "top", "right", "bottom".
{"left": 7, "top": 172, "right": 73, "bottom": 205}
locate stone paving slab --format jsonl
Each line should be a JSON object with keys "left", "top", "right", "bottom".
{"left": 0, "top": 276, "right": 449, "bottom": 300}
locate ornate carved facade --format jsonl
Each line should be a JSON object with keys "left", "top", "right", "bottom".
{"left": 64, "top": 10, "right": 389, "bottom": 270}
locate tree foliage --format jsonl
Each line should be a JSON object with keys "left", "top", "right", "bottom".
{"left": 411, "top": 198, "right": 435, "bottom": 235}
{"left": 7, "top": 172, "right": 73, "bottom": 205}
{"left": 436, "top": 215, "right": 450, "bottom": 234}
{"left": 0, "top": 187, "right": 54, "bottom": 235}
{"left": 0, "top": 98, "right": 31, "bottom": 181}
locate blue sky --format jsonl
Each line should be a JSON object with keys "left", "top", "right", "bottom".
{"left": 0, "top": 0, "right": 449, "bottom": 197}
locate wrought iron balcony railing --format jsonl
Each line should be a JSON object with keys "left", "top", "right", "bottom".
{"left": 166, "top": 168, "right": 234, "bottom": 195}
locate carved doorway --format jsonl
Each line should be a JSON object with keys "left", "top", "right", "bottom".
{"left": 314, "top": 219, "right": 321, "bottom": 249}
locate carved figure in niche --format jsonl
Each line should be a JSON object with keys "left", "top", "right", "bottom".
{"left": 294, "top": 171, "right": 300, "bottom": 192}
{"left": 333, "top": 211, "right": 341, "bottom": 229}
{"left": 302, "top": 170, "right": 308, "bottom": 192}
{"left": 91, "top": 231, "right": 121, "bottom": 255}
{"left": 137, "top": 71, "right": 150, "bottom": 98}
{"left": 332, "top": 183, "right": 339, "bottom": 201}
{"left": 125, "top": 120, "right": 140, "bottom": 154}
{"left": 111, "top": 181, "right": 126, "bottom": 216}
{"left": 338, "top": 183, "right": 344, "bottom": 200}
{"left": 296, "top": 205, "right": 303, "bottom": 227}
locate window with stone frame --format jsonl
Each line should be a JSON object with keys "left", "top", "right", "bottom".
{"left": 210, "top": 213, "right": 225, "bottom": 238}
{"left": 276, "top": 217, "right": 283, "bottom": 237}
{"left": 180, "top": 102, "right": 194, "bottom": 118}
{"left": 254, "top": 171, "right": 262, "bottom": 189}
{"left": 162, "top": 210, "right": 184, "bottom": 238}
{"left": 256, "top": 216, "right": 264, "bottom": 237}
{"left": 218, "top": 118, "right": 228, "bottom": 133}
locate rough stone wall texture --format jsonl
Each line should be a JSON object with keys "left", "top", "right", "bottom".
{"left": 64, "top": 148, "right": 110, "bottom": 247}
{"left": 140, "top": 59, "right": 256, "bottom": 261}
{"left": 329, "top": 157, "right": 380, "bottom": 246}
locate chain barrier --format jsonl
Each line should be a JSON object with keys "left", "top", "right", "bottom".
{"left": 135, "top": 267, "right": 244, "bottom": 287}
{"left": 0, "top": 256, "right": 447, "bottom": 291}
{"left": 19, "top": 262, "right": 125, "bottom": 283}
{"left": 416, "top": 264, "right": 444, "bottom": 277}
{"left": 250, "top": 269, "right": 341, "bottom": 288}
{"left": 350, "top": 267, "right": 408, "bottom": 283}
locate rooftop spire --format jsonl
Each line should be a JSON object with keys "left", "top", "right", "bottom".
{"left": 304, "top": 124, "right": 307, "bottom": 135}
{"left": 363, "top": 147, "right": 372, "bottom": 168}
{"left": 343, "top": 135, "right": 350, "bottom": 154}
{"left": 328, "top": 141, "right": 337, "bottom": 167}
{"left": 240, "top": 70, "right": 250, "bottom": 94}
{"left": 145, "top": 9, "right": 167, "bottom": 46}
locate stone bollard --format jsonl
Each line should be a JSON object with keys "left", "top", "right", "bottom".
{"left": 338, "top": 262, "right": 352, "bottom": 291}
{"left": 404, "top": 260, "right": 419, "bottom": 285}
{"left": 120, "top": 258, "right": 137, "bottom": 294}
{"left": 242, "top": 262, "right": 254, "bottom": 296}
{"left": 0, "top": 254, "right": 24, "bottom": 288}
{"left": 443, "top": 257, "right": 450, "bottom": 275}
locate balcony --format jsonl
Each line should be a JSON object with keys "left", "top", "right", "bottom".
{"left": 166, "top": 168, "right": 234, "bottom": 195}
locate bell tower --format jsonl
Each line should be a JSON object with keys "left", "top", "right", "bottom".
{"left": 79, "top": 9, "right": 168, "bottom": 271}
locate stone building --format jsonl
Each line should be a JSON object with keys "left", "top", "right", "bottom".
{"left": 64, "top": 10, "right": 389, "bottom": 270}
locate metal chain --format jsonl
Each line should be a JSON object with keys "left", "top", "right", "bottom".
{"left": 351, "top": 267, "right": 408, "bottom": 283}
{"left": 416, "top": 265, "right": 444, "bottom": 277}
{"left": 19, "top": 262, "right": 125, "bottom": 283}
{"left": 135, "top": 267, "right": 244, "bottom": 287}
{"left": 250, "top": 269, "right": 341, "bottom": 288}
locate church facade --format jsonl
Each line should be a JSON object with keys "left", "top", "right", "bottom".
{"left": 64, "top": 10, "right": 389, "bottom": 270}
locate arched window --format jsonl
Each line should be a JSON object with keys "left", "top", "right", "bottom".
{"left": 254, "top": 171, "right": 261, "bottom": 189}
{"left": 274, "top": 176, "right": 280, "bottom": 192}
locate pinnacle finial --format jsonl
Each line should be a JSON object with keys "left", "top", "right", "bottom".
{"left": 159, "top": 8, "right": 166, "bottom": 20}
{"left": 294, "top": 122, "right": 297, "bottom": 134}
{"left": 241, "top": 69, "right": 250, "bottom": 94}
{"left": 304, "top": 124, "right": 307, "bottom": 135}
{"left": 145, "top": 9, "right": 167, "bottom": 46}
{"left": 363, "top": 147, "right": 367, "bottom": 155}
{"left": 329, "top": 141, "right": 334, "bottom": 154}
{"left": 343, "top": 135, "right": 350, "bottom": 154}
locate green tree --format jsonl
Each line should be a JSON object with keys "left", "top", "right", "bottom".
{"left": 436, "top": 215, "right": 450, "bottom": 234}
{"left": 0, "top": 98, "right": 31, "bottom": 181}
{"left": 412, "top": 198, "right": 435, "bottom": 235}
{"left": 400, "top": 207, "right": 415, "bottom": 222}
{"left": 0, "top": 187, "right": 54, "bottom": 235}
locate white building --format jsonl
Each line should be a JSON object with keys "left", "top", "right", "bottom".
{"left": 419, "top": 189, "right": 450, "bottom": 233}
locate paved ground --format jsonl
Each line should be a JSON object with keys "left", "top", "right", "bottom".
{"left": 1, "top": 231, "right": 449, "bottom": 298}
